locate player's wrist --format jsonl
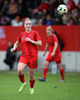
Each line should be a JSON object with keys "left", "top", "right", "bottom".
{"left": 13, "top": 47, "right": 16, "bottom": 50}
{"left": 31, "top": 40, "right": 34, "bottom": 43}
{"left": 52, "top": 51, "right": 55, "bottom": 55}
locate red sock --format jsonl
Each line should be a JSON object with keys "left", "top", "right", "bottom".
{"left": 30, "top": 79, "right": 35, "bottom": 88}
{"left": 18, "top": 74, "right": 25, "bottom": 83}
{"left": 43, "top": 68, "right": 48, "bottom": 78}
{"left": 60, "top": 68, "right": 64, "bottom": 79}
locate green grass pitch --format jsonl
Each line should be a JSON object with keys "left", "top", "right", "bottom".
{"left": 0, "top": 71, "right": 80, "bottom": 100}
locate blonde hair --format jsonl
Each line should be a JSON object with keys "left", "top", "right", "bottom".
{"left": 46, "top": 26, "right": 53, "bottom": 32}
{"left": 24, "top": 17, "right": 31, "bottom": 23}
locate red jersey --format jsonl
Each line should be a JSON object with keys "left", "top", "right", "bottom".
{"left": 46, "top": 34, "right": 61, "bottom": 55}
{"left": 17, "top": 30, "right": 41, "bottom": 57}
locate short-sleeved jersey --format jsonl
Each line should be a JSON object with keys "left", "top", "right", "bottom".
{"left": 17, "top": 30, "right": 41, "bottom": 57}
{"left": 46, "top": 34, "right": 61, "bottom": 55}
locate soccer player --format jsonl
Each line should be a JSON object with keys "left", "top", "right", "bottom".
{"left": 11, "top": 18, "right": 42, "bottom": 94}
{"left": 38, "top": 26, "right": 65, "bottom": 82}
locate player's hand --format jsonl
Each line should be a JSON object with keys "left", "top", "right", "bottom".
{"left": 26, "top": 38, "right": 32, "bottom": 42}
{"left": 51, "top": 52, "right": 55, "bottom": 57}
{"left": 11, "top": 48, "right": 15, "bottom": 52}
{"left": 26, "top": 38, "right": 31, "bottom": 41}
{"left": 43, "top": 51, "right": 46, "bottom": 56}
{"left": 26, "top": 38, "right": 34, "bottom": 43}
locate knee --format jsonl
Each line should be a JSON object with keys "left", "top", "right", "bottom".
{"left": 57, "top": 64, "right": 62, "bottom": 69}
{"left": 18, "top": 69, "right": 23, "bottom": 75}
{"left": 44, "top": 62, "right": 48, "bottom": 68}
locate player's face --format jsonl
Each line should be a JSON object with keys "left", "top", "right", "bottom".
{"left": 46, "top": 30, "right": 52, "bottom": 37}
{"left": 24, "top": 21, "right": 32, "bottom": 31}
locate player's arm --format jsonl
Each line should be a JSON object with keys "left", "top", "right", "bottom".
{"left": 51, "top": 42, "right": 58, "bottom": 57}
{"left": 44, "top": 43, "right": 49, "bottom": 52}
{"left": 26, "top": 38, "right": 42, "bottom": 46}
{"left": 43, "top": 43, "right": 49, "bottom": 56}
{"left": 11, "top": 41, "right": 20, "bottom": 52}
{"left": 32, "top": 40, "right": 42, "bottom": 46}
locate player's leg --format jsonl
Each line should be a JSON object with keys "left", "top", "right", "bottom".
{"left": 28, "top": 55, "right": 38, "bottom": 94}
{"left": 54, "top": 54, "right": 65, "bottom": 82}
{"left": 18, "top": 63, "right": 27, "bottom": 93}
{"left": 38, "top": 61, "right": 50, "bottom": 82}
{"left": 57, "top": 63, "right": 65, "bottom": 82}
{"left": 29, "top": 68, "right": 35, "bottom": 94}
{"left": 38, "top": 53, "right": 51, "bottom": 82}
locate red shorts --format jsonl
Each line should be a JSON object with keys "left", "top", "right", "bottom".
{"left": 46, "top": 53, "right": 61, "bottom": 64}
{"left": 19, "top": 55, "right": 38, "bottom": 69}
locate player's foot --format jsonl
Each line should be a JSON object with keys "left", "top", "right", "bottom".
{"left": 29, "top": 88, "right": 34, "bottom": 94}
{"left": 18, "top": 82, "right": 27, "bottom": 93}
{"left": 60, "top": 79, "right": 65, "bottom": 82}
{"left": 38, "top": 78, "right": 46, "bottom": 82}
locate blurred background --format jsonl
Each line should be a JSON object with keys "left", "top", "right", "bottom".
{"left": 0, "top": 0, "right": 80, "bottom": 72}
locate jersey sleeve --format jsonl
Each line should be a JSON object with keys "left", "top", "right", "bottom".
{"left": 17, "top": 34, "right": 21, "bottom": 42}
{"left": 35, "top": 31, "right": 41, "bottom": 41}
{"left": 53, "top": 35, "right": 58, "bottom": 43}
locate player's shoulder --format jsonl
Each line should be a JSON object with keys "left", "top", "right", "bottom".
{"left": 46, "top": 36, "right": 49, "bottom": 40}
{"left": 31, "top": 30, "right": 39, "bottom": 34}
{"left": 46, "top": 36, "right": 49, "bottom": 38}
{"left": 19, "top": 31, "right": 26, "bottom": 36}
{"left": 21, "top": 31, "right": 26, "bottom": 34}
{"left": 52, "top": 34, "right": 57, "bottom": 38}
